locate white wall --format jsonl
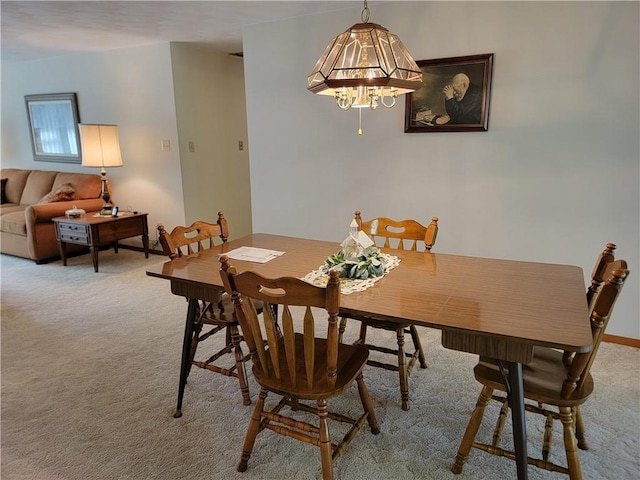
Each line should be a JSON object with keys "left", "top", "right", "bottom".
{"left": 243, "top": 1, "right": 639, "bottom": 339}
{"left": 170, "top": 44, "right": 252, "bottom": 239}
{"left": 1, "top": 43, "right": 187, "bottom": 244}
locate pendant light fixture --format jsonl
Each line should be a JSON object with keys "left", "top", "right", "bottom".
{"left": 307, "top": 0, "right": 423, "bottom": 134}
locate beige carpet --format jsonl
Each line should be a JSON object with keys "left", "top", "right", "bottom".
{"left": 1, "top": 249, "right": 639, "bottom": 480}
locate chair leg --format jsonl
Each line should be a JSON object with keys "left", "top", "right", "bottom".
{"left": 409, "top": 325, "right": 428, "bottom": 369}
{"left": 317, "top": 399, "right": 334, "bottom": 480}
{"left": 492, "top": 398, "right": 509, "bottom": 447}
{"left": 542, "top": 413, "right": 554, "bottom": 461}
{"left": 451, "top": 385, "right": 494, "bottom": 474}
{"left": 396, "top": 327, "right": 410, "bottom": 411}
{"left": 355, "top": 372, "right": 380, "bottom": 434}
{"left": 560, "top": 406, "right": 583, "bottom": 480}
{"left": 230, "top": 324, "right": 251, "bottom": 406}
{"left": 338, "top": 317, "right": 348, "bottom": 343}
{"left": 574, "top": 406, "right": 589, "bottom": 450}
{"left": 357, "top": 322, "right": 368, "bottom": 345}
{"left": 238, "top": 388, "right": 267, "bottom": 473}
{"left": 225, "top": 323, "right": 232, "bottom": 345}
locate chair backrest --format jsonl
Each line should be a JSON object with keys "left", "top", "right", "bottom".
{"left": 564, "top": 242, "right": 621, "bottom": 366}
{"left": 562, "top": 259, "right": 629, "bottom": 398}
{"left": 219, "top": 255, "right": 341, "bottom": 390}
{"left": 158, "top": 211, "right": 229, "bottom": 259}
{"left": 586, "top": 242, "right": 617, "bottom": 307}
{"left": 354, "top": 210, "right": 439, "bottom": 251}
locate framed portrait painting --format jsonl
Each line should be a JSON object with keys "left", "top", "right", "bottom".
{"left": 404, "top": 53, "right": 494, "bottom": 133}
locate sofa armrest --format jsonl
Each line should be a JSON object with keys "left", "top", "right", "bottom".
{"left": 25, "top": 199, "right": 105, "bottom": 223}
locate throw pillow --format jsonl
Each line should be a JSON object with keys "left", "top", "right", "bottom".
{"left": 38, "top": 183, "right": 76, "bottom": 204}
{"left": 1, "top": 178, "right": 7, "bottom": 204}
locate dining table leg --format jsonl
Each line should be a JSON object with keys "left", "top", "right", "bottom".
{"left": 173, "top": 298, "right": 198, "bottom": 418}
{"left": 508, "top": 362, "right": 529, "bottom": 480}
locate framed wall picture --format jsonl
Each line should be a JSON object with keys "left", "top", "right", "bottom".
{"left": 25, "top": 92, "right": 82, "bottom": 163}
{"left": 404, "top": 54, "right": 494, "bottom": 133}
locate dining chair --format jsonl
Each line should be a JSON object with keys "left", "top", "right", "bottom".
{"left": 586, "top": 242, "right": 617, "bottom": 307}
{"left": 563, "top": 242, "right": 617, "bottom": 366}
{"left": 451, "top": 251, "right": 630, "bottom": 479}
{"left": 338, "top": 210, "right": 439, "bottom": 411}
{"left": 158, "top": 212, "right": 252, "bottom": 407}
{"left": 219, "top": 255, "right": 380, "bottom": 480}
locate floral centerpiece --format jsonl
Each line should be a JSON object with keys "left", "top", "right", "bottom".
{"left": 322, "top": 219, "right": 387, "bottom": 280}
{"left": 303, "top": 219, "right": 400, "bottom": 293}
{"left": 323, "top": 246, "right": 387, "bottom": 279}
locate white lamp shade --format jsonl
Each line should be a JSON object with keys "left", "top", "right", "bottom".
{"left": 79, "top": 124, "right": 123, "bottom": 168}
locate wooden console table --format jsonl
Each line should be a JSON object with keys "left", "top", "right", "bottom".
{"left": 53, "top": 212, "right": 149, "bottom": 272}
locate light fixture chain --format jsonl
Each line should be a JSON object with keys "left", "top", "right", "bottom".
{"left": 361, "top": 0, "right": 370, "bottom": 23}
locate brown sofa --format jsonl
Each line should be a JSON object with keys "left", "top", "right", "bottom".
{"left": 1, "top": 168, "right": 104, "bottom": 263}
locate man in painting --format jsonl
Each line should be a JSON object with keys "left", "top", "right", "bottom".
{"left": 441, "top": 73, "right": 482, "bottom": 124}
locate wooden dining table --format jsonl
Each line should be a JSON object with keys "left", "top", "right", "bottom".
{"left": 146, "top": 233, "right": 592, "bottom": 480}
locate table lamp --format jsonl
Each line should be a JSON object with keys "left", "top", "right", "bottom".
{"left": 79, "top": 124, "right": 123, "bottom": 215}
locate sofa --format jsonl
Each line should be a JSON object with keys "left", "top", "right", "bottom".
{"left": 1, "top": 168, "right": 105, "bottom": 263}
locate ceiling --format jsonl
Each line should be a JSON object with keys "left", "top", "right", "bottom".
{"left": 1, "top": 1, "right": 363, "bottom": 64}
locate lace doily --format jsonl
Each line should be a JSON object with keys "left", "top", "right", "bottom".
{"left": 302, "top": 253, "right": 400, "bottom": 295}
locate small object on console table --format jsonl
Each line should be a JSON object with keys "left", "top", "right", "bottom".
{"left": 65, "top": 205, "right": 85, "bottom": 218}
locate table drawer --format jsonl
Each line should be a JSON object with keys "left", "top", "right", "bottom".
{"left": 58, "top": 222, "right": 89, "bottom": 236}
{"left": 96, "top": 217, "right": 143, "bottom": 244}
{"left": 57, "top": 222, "right": 90, "bottom": 244}
{"left": 59, "top": 232, "right": 89, "bottom": 244}
{"left": 57, "top": 222, "right": 89, "bottom": 245}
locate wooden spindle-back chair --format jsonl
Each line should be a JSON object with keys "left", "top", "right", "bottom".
{"left": 451, "top": 248, "right": 630, "bottom": 479}
{"left": 158, "top": 212, "right": 252, "bottom": 409}
{"left": 158, "top": 214, "right": 229, "bottom": 259}
{"left": 219, "top": 255, "right": 380, "bottom": 480}
{"left": 564, "top": 242, "right": 617, "bottom": 366}
{"left": 586, "top": 242, "right": 617, "bottom": 307}
{"left": 338, "top": 210, "right": 439, "bottom": 411}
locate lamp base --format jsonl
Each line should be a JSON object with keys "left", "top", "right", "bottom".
{"left": 98, "top": 176, "right": 114, "bottom": 216}
{"left": 99, "top": 204, "right": 114, "bottom": 216}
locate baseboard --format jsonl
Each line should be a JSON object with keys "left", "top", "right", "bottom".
{"left": 603, "top": 334, "right": 640, "bottom": 348}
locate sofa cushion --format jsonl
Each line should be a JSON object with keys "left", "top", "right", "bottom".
{"left": 0, "top": 204, "right": 26, "bottom": 215}
{"left": 20, "top": 170, "right": 58, "bottom": 205}
{"left": 0, "top": 169, "right": 31, "bottom": 204}
{"left": 53, "top": 172, "right": 102, "bottom": 200}
{"left": 1, "top": 210, "right": 28, "bottom": 236}
{"left": 38, "top": 183, "right": 76, "bottom": 204}
{"left": 1, "top": 178, "right": 7, "bottom": 204}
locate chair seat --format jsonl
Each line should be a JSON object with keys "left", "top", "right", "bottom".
{"left": 356, "top": 315, "right": 411, "bottom": 331}
{"left": 253, "top": 333, "right": 370, "bottom": 400}
{"left": 475, "top": 347, "right": 595, "bottom": 407}
{"left": 203, "top": 294, "right": 263, "bottom": 326}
